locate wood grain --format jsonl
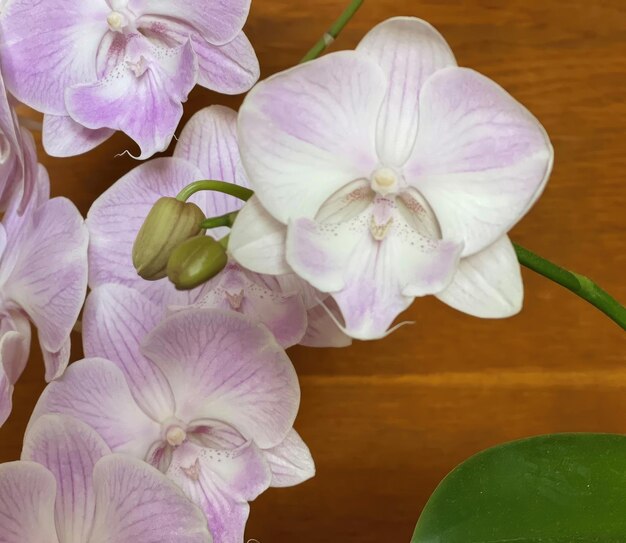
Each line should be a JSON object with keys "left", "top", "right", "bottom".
{"left": 1, "top": 1, "right": 625, "bottom": 541}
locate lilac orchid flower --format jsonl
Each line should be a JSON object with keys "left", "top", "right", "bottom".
{"left": 0, "top": 0, "right": 259, "bottom": 159}
{"left": 0, "top": 413, "right": 211, "bottom": 542}
{"left": 230, "top": 17, "right": 554, "bottom": 340}
{"left": 30, "top": 307, "right": 312, "bottom": 543}
{"left": 0, "top": 165, "right": 88, "bottom": 427}
{"left": 87, "top": 105, "right": 350, "bottom": 348}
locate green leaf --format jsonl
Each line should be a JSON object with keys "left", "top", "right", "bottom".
{"left": 412, "top": 433, "right": 626, "bottom": 543}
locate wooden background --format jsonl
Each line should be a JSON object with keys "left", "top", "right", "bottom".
{"left": 1, "top": 0, "right": 625, "bottom": 541}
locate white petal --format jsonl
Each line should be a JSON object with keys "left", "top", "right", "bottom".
{"left": 0, "top": 461, "right": 59, "bottom": 543}
{"left": 356, "top": 17, "right": 456, "bottom": 167}
{"left": 436, "top": 235, "right": 523, "bottom": 318}
{"left": 405, "top": 67, "right": 554, "bottom": 256}
{"left": 238, "top": 51, "right": 386, "bottom": 222}
{"left": 229, "top": 195, "right": 291, "bottom": 275}
{"left": 263, "top": 429, "right": 315, "bottom": 488}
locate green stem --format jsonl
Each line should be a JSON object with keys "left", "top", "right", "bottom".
{"left": 200, "top": 211, "right": 239, "bottom": 230}
{"left": 514, "top": 243, "right": 626, "bottom": 330}
{"left": 300, "top": 0, "right": 365, "bottom": 63}
{"left": 176, "top": 181, "right": 253, "bottom": 203}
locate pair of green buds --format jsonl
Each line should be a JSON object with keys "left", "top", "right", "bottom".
{"left": 132, "top": 197, "right": 228, "bottom": 290}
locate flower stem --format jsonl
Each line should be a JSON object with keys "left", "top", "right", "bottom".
{"left": 200, "top": 211, "right": 239, "bottom": 230}
{"left": 300, "top": 0, "right": 365, "bottom": 63}
{"left": 176, "top": 181, "right": 253, "bottom": 203}
{"left": 514, "top": 243, "right": 626, "bottom": 330}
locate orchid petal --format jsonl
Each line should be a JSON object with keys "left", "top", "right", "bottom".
{"left": 89, "top": 454, "right": 211, "bottom": 543}
{"left": 173, "top": 105, "right": 248, "bottom": 237}
{"left": 238, "top": 51, "right": 386, "bottom": 222}
{"left": 22, "top": 414, "right": 110, "bottom": 543}
{"left": 168, "top": 440, "right": 270, "bottom": 543}
{"left": 357, "top": 16, "right": 456, "bottom": 167}
{"left": 83, "top": 284, "right": 175, "bottom": 420}
{"left": 229, "top": 195, "right": 291, "bottom": 275}
{"left": 131, "top": 0, "right": 250, "bottom": 45}
{"left": 87, "top": 157, "right": 204, "bottom": 292}
{"left": 42, "top": 114, "right": 114, "bottom": 157}
{"left": 406, "top": 67, "right": 554, "bottom": 256}
{"left": 41, "top": 337, "right": 71, "bottom": 384}
{"left": 0, "top": 461, "right": 59, "bottom": 543}
{"left": 66, "top": 39, "right": 198, "bottom": 159}
{"left": 264, "top": 429, "right": 315, "bottom": 487}
{"left": 0, "top": 0, "right": 109, "bottom": 115}
{"left": 30, "top": 358, "right": 162, "bottom": 458}
{"left": 436, "top": 235, "right": 523, "bottom": 318}
{"left": 4, "top": 197, "right": 88, "bottom": 380}
{"left": 141, "top": 308, "right": 300, "bottom": 448}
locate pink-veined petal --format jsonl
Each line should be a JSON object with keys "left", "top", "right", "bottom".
{"left": 238, "top": 51, "right": 386, "bottom": 222}
{"left": 30, "top": 358, "right": 162, "bottom": 458}
{"left": 42, "top": 114, "right": 114, "bottom": 157}
{"left": 22, "top": 414, "right": 110, "bottom": 543}
{"left": 41, "top": 336, "right": 71, "bottom": 384}
{"left": 436, "top": 235, "right": 523, "bottom": 318}
{"left": 0, "top": 0, "right": 109, "bottom": 115}
{"left": 167, "top": 440, "right": 270, "bottom": 543}
{"left": 356, "top": 16, "right": 456, "bottom": 167}
{"left": 66, "top": 38, "right": 198, "bottom": 160}
{"left": 405, "top": 67, "right": 554, "bottom": 256}
{"left": 130, "top": 0, "right": 250, "bottom": 45}
{"left": 4, "top": 197, "right": 88, "bottom": 380}
{"left": 89, "top": 454, "right": 211, "bottom": 543}
{"left": 263, "top": 429, "right": 315, "bottom": 488}
{"left": 229, "top": 195, "right": 291, "bottom": 275}
{"left": 141, "top": 308, "right": 300, "bottom": 448}
{"left": 0, "top": 461, "right": 59, "bottom": 543}
{"left": 86, "top": 157, "right": 204, "bottom": 292}
{"left": 82, "top": 284, "right": 175, "bottom": 420}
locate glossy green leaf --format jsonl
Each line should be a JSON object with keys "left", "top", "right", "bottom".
{"left": 412, "top": 433, "right": 626, "bottom": 543}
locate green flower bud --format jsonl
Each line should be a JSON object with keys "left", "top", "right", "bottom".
{"left": 166, "top": 236, "right": 228, "bottom": 290}
{"left": 132, "top": 197, "right": 206, "bottom": 280}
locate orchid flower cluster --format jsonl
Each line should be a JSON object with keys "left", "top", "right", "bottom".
{"left": 0, "top": 0, "right": 623, "bottom": 541}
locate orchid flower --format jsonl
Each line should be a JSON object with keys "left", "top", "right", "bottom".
{"left": 30, "top": 306, "right": 312, "bottom": 543}
{"left": 0, "top": 0, "right": 259, "bottom": 159}
{"left": 0, "top": 413, "right": 211, "bottom": 542}
{"left": 87, "top": 105, "right": 350, "bottom": 347}
{"left": 230, "top": 16, "right": 554, "bottom": 339}
{"left": 0, "top": 166, "right": 88, "bottom": 427}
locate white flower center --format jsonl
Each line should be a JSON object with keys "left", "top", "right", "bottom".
{"left": 371, "top": 167, "right": 400, "bottom": 196}
{"left": 107, "top": 11, "right": 127, "bottom": 31}
{"left": 165, "top": 425, "right": 187, "bottom": 447}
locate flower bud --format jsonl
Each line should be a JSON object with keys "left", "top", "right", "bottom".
{"left": 166, "top": 236, "right": 228, "bottom": 290}
{"left": 132, "top": 197, "right": 206, "bottom": 280}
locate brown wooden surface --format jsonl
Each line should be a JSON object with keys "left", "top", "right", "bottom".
{"left": 1, "top": 0, "right": 625, "bottom": 541}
